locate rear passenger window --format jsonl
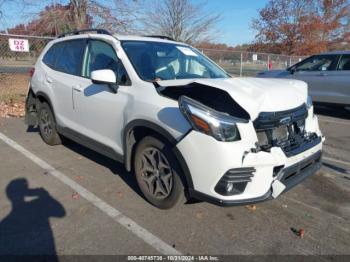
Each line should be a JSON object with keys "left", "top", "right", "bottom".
{"left": 55, "top": 40, "right": 86, "bottom": 76}
{"left": 337, "top": 55, "right": 350, "bottom": 71}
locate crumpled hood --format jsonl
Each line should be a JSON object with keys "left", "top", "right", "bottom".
{"left": 157, "top": 77, "right": 308, "bottom": 120}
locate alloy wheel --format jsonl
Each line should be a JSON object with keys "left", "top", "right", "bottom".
{"left": 139, "top": 147, "right": 173, "bottom": 199}
{"left": 40, "top": 109, "right": 53, "bottom": 139}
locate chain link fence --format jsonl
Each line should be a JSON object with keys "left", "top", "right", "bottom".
{"left": 0, "top": 34, "right": 53, "bottom": 105}
{"left": 199, "top": 48, "right": 305, "bottom": 76}
{"left": 0, "top": 33, "right": 305, "bottom": 106}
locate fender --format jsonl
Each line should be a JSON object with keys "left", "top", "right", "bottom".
{"left": 123, "top": 119, "right": 194, "bottom": 189}
{"left": 35, "top": 91, "right": 57, "bottom": 122}
{"left": 25, "top": 89, "right": 56, "bottom": 126}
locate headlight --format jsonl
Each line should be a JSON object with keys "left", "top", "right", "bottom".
{"left": 306, "top": 95, "right": 313, "bottom": 109}
{"left": 179, "top": 96, "right": 244, "bottom": 142}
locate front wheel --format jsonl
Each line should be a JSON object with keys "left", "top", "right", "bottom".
{"left": 134, "top": 136, "right": 186, "bottom": 209}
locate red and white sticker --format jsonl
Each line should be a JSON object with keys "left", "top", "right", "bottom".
{"left": 8, "top": 38, "right": 30, "bottom": 52}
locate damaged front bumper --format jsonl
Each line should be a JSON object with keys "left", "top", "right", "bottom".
{"left": 176, "top": 107, "right": 323, "bottom": 206}
{"left": 188, "top": 150, "right": 322, "bottom": 206}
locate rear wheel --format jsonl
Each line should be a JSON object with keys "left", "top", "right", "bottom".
{"left": 38, "top": 102, "right": 61, "bottom": 146}
{"left": 134, "top": 136, "right": 185, "bottom": 209}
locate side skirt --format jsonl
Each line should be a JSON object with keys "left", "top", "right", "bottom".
{"left": 56, "top": 126, "right": 124, "bottom": 163}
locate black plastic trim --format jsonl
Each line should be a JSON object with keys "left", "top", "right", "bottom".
{"left": 143, "top": 35, "right": 175, "bottom": 41}
{"left": 25, "top": 88, "right": 38, "bottom": 126}
{"left": 123, "top": 120, "right": 178, "bottom": 164}
{"left": 189, "top": 188, "right": 272, "bottom": 207}
{"left": 35, "top": 91, "right": 57, "bottom": 122}
{"left": 58, "top": 28, "right": 112, "bottom": 38}
{"left": 214, "top": 167, "right": 256, "bottom": 196}
{"left": 123, "top": 119, "right": 194, "bottom": 189}
{"left": 57, "top": 126, "right": 124, "bottom": 163}
{"left": 281, "top": 151, "right": 322, "bottom": 192}
{"left": 284, "top": 136, "right": 322, "bottom": 157}
{"left": 254, "top": 103, "right": 308, "bottom": 130}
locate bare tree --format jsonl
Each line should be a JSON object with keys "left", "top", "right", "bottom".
{"left": 89, "top": 0, "right": 141, "bottom": 34}
{"left": 141, "top": 0, "right": 220, "bottom": 43}
{"left": 70, "top": 0, "right": 89, "bottom": 29}
{"left": 3, "top": 0, "right": 141, "bottom": 35}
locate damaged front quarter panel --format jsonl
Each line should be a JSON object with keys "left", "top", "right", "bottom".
{"left": 155, "top": 82, "right": 251, "bottom": 120}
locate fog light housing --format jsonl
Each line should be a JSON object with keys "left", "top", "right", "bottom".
{"left": 226, "top": 182, "right": 234, "bottom": 193}
{"left": 215, "top": 167, "right": 256, "bottom": 196}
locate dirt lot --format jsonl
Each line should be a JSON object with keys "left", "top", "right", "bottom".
{"left": 0, "top": 73, "right": 28, "bottom": 118}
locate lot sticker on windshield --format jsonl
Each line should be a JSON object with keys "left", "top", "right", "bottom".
{"left": 176, "top": 46, "right": 198, "bottom": 56}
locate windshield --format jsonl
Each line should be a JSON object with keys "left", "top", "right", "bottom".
{"left": 121, "top": 41, "right": 229, "bottom": 81}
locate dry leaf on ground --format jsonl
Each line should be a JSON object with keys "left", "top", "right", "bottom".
{"left": 245, "top": 204, "right": 257, "bottom": 211}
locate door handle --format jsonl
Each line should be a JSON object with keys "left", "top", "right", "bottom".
{"left": 319, "top": 72, "right": 328, "bottom": 76}
{"left": 72, "top": 85, "right": 83, "bottom": 92}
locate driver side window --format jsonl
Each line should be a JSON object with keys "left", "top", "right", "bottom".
{"left": 295, "top": 55, "right": 337, "bottom": 72}
{"left": 83, "top": 40, "right": 130, "bottom": 85}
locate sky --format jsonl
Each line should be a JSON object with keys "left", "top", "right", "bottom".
{"left": 204, "top": 0, "right": 268, "bottom": 46}
{"left": 0, "top": 0, "right": 268, "bottom": 46}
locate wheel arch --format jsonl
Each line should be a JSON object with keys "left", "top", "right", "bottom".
{"left": 123, "top": 119, "right": 194, "bottom": 190}
{"left": 35, "top": 91, "right": 57, "bottom": 122}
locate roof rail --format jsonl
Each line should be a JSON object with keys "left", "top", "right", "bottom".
{"left": 144, "top": 35, "right": 175, "bottom": 41}
{"left": 58, "top": 29, "right": 113, "bottom": 38}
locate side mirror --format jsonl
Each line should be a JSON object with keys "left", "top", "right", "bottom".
{"left": 91, "top": 69, "right": 118, "bottom": 93}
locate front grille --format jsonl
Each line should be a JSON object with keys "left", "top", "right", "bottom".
{"left": 254, "top": 104, "right": 307, "bottom": 130}
{"left": 254, "top": 104, "right": 320, "bottom": 156}
{"left": 254, "top": 104, "right": 308, "bottom": 130}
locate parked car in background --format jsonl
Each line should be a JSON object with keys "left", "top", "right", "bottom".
{"left": 257, "top": 51, "right": 350, "bottom": 108}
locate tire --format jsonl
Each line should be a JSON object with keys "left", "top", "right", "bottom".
{"left": 38, "top": 102, "right": 61, "bottom": 146}
{"left": 134, "top": 136, "right": 186, "bottom": 209}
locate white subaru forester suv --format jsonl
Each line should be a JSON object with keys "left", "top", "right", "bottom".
{"left": 26, "top": 29, "right": 323, "bottom": 209}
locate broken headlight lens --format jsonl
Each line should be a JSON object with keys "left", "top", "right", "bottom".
{"left": 179, "top": 96, "right": 241, "bottom": 142}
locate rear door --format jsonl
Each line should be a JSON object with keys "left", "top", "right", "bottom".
{"left": 287, "top": 55, "right": 339, "bottom": 103}
{"left": 43, "top": 39, "right": 87, "bottom": 128}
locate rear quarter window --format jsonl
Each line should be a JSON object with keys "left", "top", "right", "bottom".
{"left": 42, "top": 43, "right": 61, "bottom": 68}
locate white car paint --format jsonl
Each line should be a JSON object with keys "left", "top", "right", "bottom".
{"left": 29, "top": 32, "right": 323, "bottom": 206}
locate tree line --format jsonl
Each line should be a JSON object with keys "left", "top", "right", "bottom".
{"left": 1, "top": 0, "right": 349, "bottom": 55}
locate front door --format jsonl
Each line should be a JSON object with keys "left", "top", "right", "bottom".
{"left": 72, "top": 39, "right": 131, "bottom": 156}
